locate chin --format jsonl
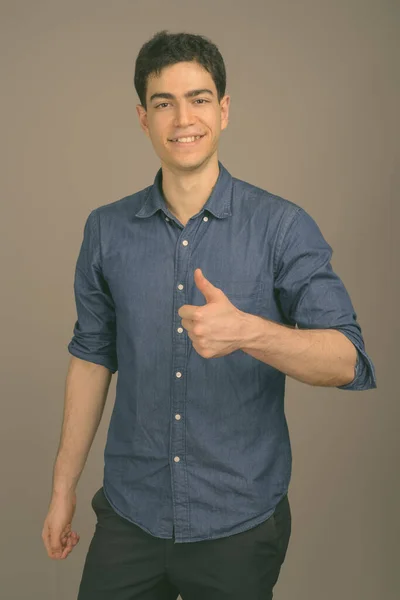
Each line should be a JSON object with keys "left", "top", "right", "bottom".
{"left": 176, "top": 155, "right": 210, "bottom": 169}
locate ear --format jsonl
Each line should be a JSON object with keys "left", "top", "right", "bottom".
{"left": 220, "top": 94, "right": 230, "bottom": 132}
{"left": 136, "top": 104, "right": 150, "bottom": 137}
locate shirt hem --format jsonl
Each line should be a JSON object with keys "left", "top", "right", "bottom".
{"left": 103, "top": 480, "right": 288, "bottom": 543}
{"left": 102, "top": 481, "right": 172, "bottom": 539}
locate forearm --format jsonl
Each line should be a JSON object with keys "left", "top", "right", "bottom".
{"left": 239, "top": 313, "right": 357, "bottom": 387}
{"left": 52, "top": 356, "right": 112, "bottom": 497}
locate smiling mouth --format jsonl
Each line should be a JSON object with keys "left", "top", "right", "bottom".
{"left": 168, "top": 134, "right": 206, "bottom": 144}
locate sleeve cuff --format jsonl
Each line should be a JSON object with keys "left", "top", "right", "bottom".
{"left": 68, "top": 346, "right": 118, "bottom": 374}
{"left": 336, "top": 345, "right": 377, "bottom": 391}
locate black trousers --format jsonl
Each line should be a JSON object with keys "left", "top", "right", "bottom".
{"left": 77, "top": 486, "right": 291, "bottom": 600}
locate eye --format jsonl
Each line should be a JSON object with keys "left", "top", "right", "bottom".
{"left": 155, "top": 99, "right": 209, "bottom": 109}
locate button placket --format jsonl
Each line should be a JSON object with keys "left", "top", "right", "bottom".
{"left": 170, "top": 214, "right": 209, "bottom": 540}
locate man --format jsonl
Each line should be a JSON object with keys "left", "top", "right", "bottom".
{"left": 41, "top": 30, "right": 377, "bottom": 600}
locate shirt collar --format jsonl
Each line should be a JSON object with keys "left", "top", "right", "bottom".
{"left": 135, "top": 160, "right": 233, "bottom": 220}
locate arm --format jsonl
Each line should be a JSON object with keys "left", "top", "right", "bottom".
{"left": 241, "top": 205, "right": 376, "bottom": 390}
{"left": 240, "top": 315, "right": 357, "bottom": 387}
{"left": 42, "top": 209, "right": 117, "bottom": 560}
{"left": 59, "top": 208, "right": 117, "bottom": 491}
{"left": 52, "top": 356, "right": 112, "bottom": 498}
{"left": 42, "top": 357, "right": 112, "bottom": 560}
{"left": 59, "top": 208, "right": 118, "bottom": 490}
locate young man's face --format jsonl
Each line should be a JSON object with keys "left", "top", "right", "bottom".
{"left": 136, "top": 61, "right": 230, "bottom": 172}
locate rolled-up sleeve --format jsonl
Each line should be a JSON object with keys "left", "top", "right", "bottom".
{"left": 67, "top": 209, "right": 118, "bottom": 373}
{"left": 274, "top": 206, "right": 376, "bottom": 391}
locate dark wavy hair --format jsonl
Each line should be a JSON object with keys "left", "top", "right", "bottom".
{"left": 134, "top": 30, "right": 227, "bottom": 111}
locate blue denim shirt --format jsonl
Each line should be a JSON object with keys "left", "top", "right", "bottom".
{"left": 68, "top": 161, "right": 377, "bottom": 543}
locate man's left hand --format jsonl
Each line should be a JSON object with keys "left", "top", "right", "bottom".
{"left": 178, "top": 268, "right": 245, "bottom": 359}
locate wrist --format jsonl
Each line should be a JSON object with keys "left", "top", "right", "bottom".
{"left": 238, "top": 311, "right": 271, "bottom": 351}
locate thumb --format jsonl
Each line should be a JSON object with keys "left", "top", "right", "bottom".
{"left": 48, "top": 520, "right": 69, "bottom": 554}
{"left": 194, "top": 268, "right": 222, "bottom": 304}
{"left": 50, "top": 529, "right": 62, "bottom": 553}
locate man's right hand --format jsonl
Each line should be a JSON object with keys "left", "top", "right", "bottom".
{"left": 41, "top": 493, "right": 80, "bottom": 560}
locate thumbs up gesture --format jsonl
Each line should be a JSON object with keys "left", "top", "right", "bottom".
{"left": 178, "top": 268, "right": 246, "bottom": 359}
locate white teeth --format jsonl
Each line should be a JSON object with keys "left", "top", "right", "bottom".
{"left": 171, "top": 135, "right": 202, "bottom": 143}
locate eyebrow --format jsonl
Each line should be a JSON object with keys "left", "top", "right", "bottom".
{"left": 149, "top": 88, "right": 214, "bottom": 103}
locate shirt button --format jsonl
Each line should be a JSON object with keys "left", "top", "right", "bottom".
{"left": 177, "top": 327, "right": 183, "bottom": 333}
{"left": 174, "top": 456, "right": 180, "bottom": 462}
{"left": 177, "top": 284, "right": 184, "bottom": 290}
{"left": 165, "top": 217, "right": 170, "bottom": 222}
{"left": 175, "top": 414, "right": 181, "bottom": 420}
{"left": 176, "top": 372, "right": 182, "bottom": 378}
{"left": 203, "top": 216, "right": 208, "bottom": 222}
{"left": 182, "top": 240, "right": 189, "bottom": 246}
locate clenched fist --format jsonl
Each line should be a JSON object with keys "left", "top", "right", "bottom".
{"left": 41, "top": 492, "right": 80, "bottom": 560}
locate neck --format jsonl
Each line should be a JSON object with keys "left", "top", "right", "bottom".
{"left": 160, "top": 155, "right": 220, "bottom": 224}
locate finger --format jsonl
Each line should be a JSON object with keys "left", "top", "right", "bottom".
{"left": 61, "top": 530, "right": 71, "bottom": 542}
{"left": 59, "top": 538, "right": 72, "bottom": 558}
{"left": 62, "top": 535, "right": 77, "bottom": 557}
{"left": 60, "top": 547, "right": 71, "bottom": 559}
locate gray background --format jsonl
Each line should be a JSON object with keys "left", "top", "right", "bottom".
{"left": 0, "top": 0, "right": 398, "bottom": 598}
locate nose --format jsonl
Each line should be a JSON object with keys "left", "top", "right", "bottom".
{"left": 173, "top": 103, "right": 196, "bottom": 128}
